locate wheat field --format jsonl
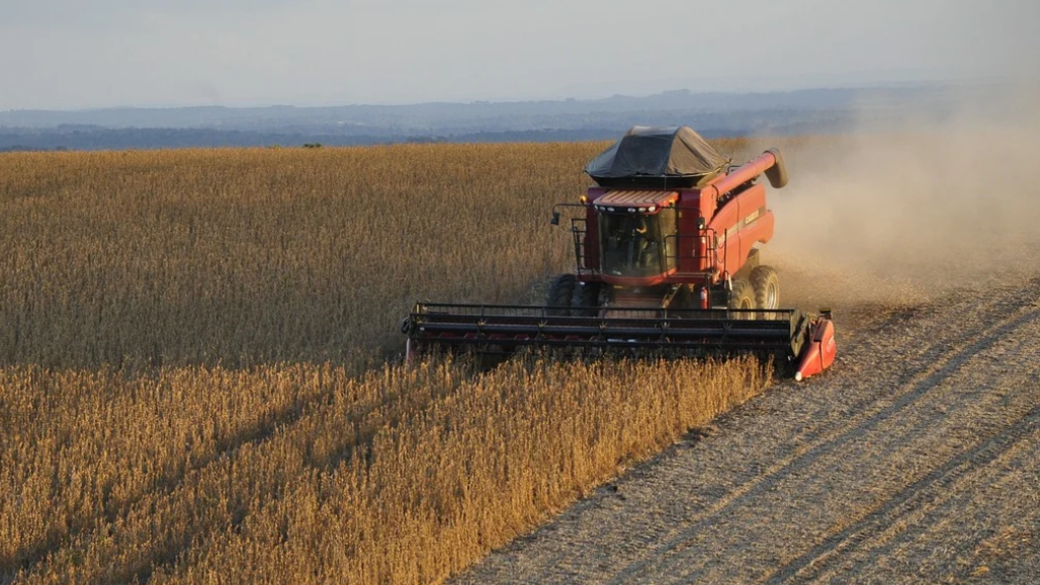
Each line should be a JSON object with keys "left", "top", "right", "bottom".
{"left": 0, "top": 140, "right": 767, "bottom": 584}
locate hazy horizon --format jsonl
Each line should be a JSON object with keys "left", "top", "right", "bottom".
{"left": 0, "top": 78, "right": 1005, "bottom": 114}
{"left": 3, "top": 0, "right": 1038, "bottom": 111}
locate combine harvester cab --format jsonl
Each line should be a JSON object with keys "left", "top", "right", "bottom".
{"left": 402, "top": 126, "right": 836, "bottom": 380}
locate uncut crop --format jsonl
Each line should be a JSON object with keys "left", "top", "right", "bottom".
{"left": 0, "top": 139, "right": 764, "bottom": 585}
{"left": 0, "top": 144, "right": 600, "bottom": 368}
{"left": 2, "top": 357, "right": 767, "bottom": 585}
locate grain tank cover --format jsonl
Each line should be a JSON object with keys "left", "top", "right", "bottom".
{"left": 585, "top": 126, "right": 729, "bottom": 188}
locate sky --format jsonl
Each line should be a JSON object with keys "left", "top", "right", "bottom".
{"left": 1, "top": 0, "right": 1037, "bottom": 110}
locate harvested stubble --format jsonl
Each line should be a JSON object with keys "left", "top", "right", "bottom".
{"left": 0, "top": 139, "right": 762, "bottom": 584}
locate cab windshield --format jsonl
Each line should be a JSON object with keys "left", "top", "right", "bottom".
{"left": 600, "top": 210, "right": 677, "bottom": 277}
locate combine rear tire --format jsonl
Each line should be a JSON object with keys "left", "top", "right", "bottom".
{"left": 728, "top": 279, "right": 756, "bottom": 312}
{"left": 572, "top": 282, "right": 602, "bottom": 317}
{"left": 750, "top": 266, "right": 780, "bottom": 310}
{"left": 546, "top": 274, "right": 576, "bottom": 316}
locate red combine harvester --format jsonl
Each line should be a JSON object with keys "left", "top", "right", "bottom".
{"left": 402, "top": 126, "right": 836, "bottom": 380}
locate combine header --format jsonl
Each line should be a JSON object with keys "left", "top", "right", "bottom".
{"left": 402, "top": 126, "right": 836, "bottom": 380}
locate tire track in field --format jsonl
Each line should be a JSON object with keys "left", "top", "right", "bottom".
{"left": 663, "top": 306, "right": 1040, "bottom": 585}
{"left": 759, "top": 398, "right": 1040, "bottom": 585}
{"left": 599, "top": 287, "right": 1040, "bottom": 585}
{"left": 806, "top": 418, "right": 1040, "bottom": 584}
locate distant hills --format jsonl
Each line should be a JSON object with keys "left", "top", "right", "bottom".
{"left": 0, "top": 83, "right": 1007, "bottom": 151}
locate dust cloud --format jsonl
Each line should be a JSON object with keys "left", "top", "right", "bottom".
{"left": 758, "top": 84, "right": 1040, "bottom": 310}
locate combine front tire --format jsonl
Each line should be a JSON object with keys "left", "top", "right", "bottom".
{"left": 572, "top": 282, "right": 602, "bottom": 317}
{"left": 750, "top": 266, "right": 780, "bottom": 310}
{"left": 728, "top": 279, "right": 756, "bottom": 312}
{"left": 546, "top": 274, "right": 576, "bottom": 316}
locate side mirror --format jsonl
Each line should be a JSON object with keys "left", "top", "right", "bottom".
{"left": 551, "top": 211, "right": 561, "bottom": 226}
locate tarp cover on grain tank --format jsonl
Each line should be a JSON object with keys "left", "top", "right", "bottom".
{"left": 585, "top": 126, "right": 729, "bottom": 188}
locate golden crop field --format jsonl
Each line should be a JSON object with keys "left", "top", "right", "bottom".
{"left": 0, "top": 140, "right": 767, "bottom": 584}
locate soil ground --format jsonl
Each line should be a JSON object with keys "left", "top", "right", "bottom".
{"left": 452, "top": 266, "right": 1040, "bottom": 584}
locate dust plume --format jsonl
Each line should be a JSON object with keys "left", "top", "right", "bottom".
{"left": 760, "top": 84, "right": 1040, "bottom": 309}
